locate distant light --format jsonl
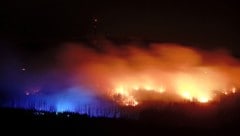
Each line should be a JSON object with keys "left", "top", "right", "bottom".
{"left": 25, "top": 92, "right": 30, "bottom": 96}
{"left": 94, "top": 18, "right": 98, "bottom": 22}
{"left": 21, "top": 68, "right": 26, "bottom": 71}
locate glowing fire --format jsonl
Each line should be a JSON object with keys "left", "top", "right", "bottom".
{"left": 111, "top": 86, "right": 138, "bottom": 106}
{"left": 59, "top": 42, "right": 240, "bottom": 106}
{"left": 108, "top": 67, "right": 233, "bottom": 106}
{"left": 198, "top": 97, "right": 209, "bottom": 103}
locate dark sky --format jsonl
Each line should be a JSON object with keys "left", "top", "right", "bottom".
{"left": 0, "top": 1, "right": 239, "bottom": 50}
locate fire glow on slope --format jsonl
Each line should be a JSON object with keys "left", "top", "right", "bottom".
{"left": 57, "top": 42, "right": 240, "bottom": 106}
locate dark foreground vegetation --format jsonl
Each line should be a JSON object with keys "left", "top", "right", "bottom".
{"left": 1, "top": 94, "right": 240, "bottom": 135}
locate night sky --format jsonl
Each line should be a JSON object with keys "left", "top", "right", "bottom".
{"left": 0, "top": 1, "right": 238, "bottom": 49}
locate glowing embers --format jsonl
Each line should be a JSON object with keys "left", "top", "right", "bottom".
{"left": 179, "top": 87, "right": 238, "bottom": 103}
{"left": 221, "top": 87, "right": 237, "bottom": 95}
{"left": 113, "top": 93, "right": 138, "bottom": 106}
{"left": 173, "top": 70, "right": 221, "bottom": 103}
{"left": 181, "top": 91, "right": 210, "bottom": 103}
{"left": 112, "top": 86, "right": 138, "bottom": 106}
{"left": 110, "top": 83, "right": 239, "bottom": 106}
{"left": 111, "top": 84, "right": 214, "bottom": 105}
{"left": 111, "top": 85, "right": 167, "bottom": 106}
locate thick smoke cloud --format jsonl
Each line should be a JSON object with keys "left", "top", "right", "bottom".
{"left": 1, "top": 40, "right": 240, "bottom": 110}
{"left": 57, "top": 40, "right": 240, "bottom": 104}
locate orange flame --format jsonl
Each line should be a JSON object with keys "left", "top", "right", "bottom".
{"left": 58, "top": 41, "right": 240, "bottom": 106}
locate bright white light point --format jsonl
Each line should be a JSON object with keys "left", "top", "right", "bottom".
{"left": 21, "top": 68, "right": 26, "bottom": 71}
{"left": 199, "top": 97, "right": 209, "bottom": 103}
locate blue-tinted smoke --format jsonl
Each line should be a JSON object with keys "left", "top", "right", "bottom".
{"left": 0, "top": 43, "right": 118, "bottom": 117}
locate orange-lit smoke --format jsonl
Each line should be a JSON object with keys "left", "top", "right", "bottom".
{"left": 58, "top": 41, "right": 240, "bottom": 106}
